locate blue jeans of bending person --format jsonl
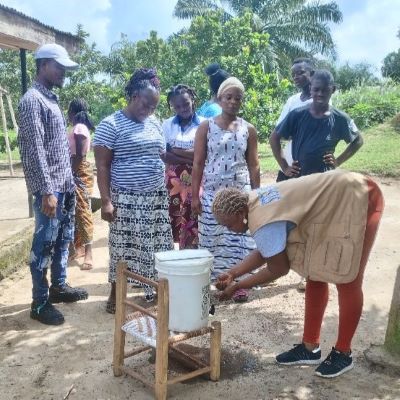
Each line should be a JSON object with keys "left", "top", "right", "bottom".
{"left": 30, "top": 191, "right": 76, "bottom": 305}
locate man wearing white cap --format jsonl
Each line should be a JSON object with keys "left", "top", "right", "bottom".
{"left": 18, "top": 43, "right": 88, "bottom": 325}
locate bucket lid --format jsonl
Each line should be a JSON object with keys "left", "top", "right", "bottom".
{"left": 155, "top": 249, "right": 213, "bottom": 263}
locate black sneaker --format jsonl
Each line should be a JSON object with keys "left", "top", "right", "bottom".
{"left": 315, "top": 347, "right": 354, "bottom": 378}
{"left": 30, "top": 301, "right": 65, "bottom": 325}
{"left": 49, "top": 283, "right": 88, "bottom": 303}
{"left": 276, "top": 343, "right": 322, "bottom": 365}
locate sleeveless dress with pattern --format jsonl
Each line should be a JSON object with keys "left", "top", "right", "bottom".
{"left": 198, "top": 118, "right": 256, "bottom": 277}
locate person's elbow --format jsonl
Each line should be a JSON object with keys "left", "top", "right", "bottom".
{"left": 354, "top": 133, "right": 364, "bottom": 150}
{"left": 269, "top": 130, "right": 279, "bottom": 146}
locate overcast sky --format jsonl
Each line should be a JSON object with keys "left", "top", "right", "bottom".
{"left": 3, "top": 0, "right": 400, "bottom": 73}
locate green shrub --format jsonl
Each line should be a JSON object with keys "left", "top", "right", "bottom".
{"left": 0, "top": 129, "right": 18, "bottom": 153}
{"left": 333, "top": 84, "right": 400, "bottom": 129}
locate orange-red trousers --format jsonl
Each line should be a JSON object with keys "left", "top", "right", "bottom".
{"left": 302, "top": 178, "right": 384, "bottom": 352}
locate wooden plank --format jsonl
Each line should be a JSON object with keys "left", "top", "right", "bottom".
{"left": 124, "top": 345, "right": 152, "bottom": 359}
{"left": 124, "top": 269, "right": 159, "bottom": 288}
{"left": 0, "top": 33, "right": 37, "bottom": 51}
{"left": 168, "top": 326, "right": 212, "bottom": 344}
{"left": 6, "top": 93, "right": 18, "bottom": 131}
{"left": 170, "top": 346, "right": 208, "bottom": 368}
{"left": 124, "top": 300, "right": 157, "bottom": 319}
{"left": 167, "top": 367, "right": 211, "bottom": 385}
{"left": 210, "top": 321, "right": 221, "bottom": 381}
{"left": 113, "top": 262, "right": 128, "bottom": 376}
{"left": 155, "top": 279, "right": 169, "bottom": 400}
{"left": 120, "top": 366, "right": 154, "bottom": 389}
{"left": 0, "top": 93, "right": 14, "bottom": 176}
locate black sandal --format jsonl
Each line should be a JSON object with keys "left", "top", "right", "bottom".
{"left": 105, "top": 300, "right": 116, "bottom": 314}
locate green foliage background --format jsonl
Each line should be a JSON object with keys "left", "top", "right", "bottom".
{"left": 0, "top": 11, "right": 400, "bottom": 148}
{"left": 0, "top": 13, "right": 294, "bottom": 142}
{"left": 333, "top": 85, "right": 400, "bottom": 130}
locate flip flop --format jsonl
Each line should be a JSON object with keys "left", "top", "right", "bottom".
{"left": 232, "top": 288, "right": 249, "bottom": 303}
{"left": 106, "top": 300, "right": 116, "bottom": 314}
{"left": 80, "top": 262, "right": 93, "bottom": 271}
{"left": 68, "top": 251, "right": 85, "bottom": 262}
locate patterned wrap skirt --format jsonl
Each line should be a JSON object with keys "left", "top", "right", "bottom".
{"left": 73, "top": 160, "right": 94, "bottom": 249}
{"left": 165, "top": 163, "right": 198, "bottom": 249}
{"left": 109, "top": 186, "right": 174, "bottom": 296}
{"left": 198, "top": 189, "right": 257, "bottom": 279}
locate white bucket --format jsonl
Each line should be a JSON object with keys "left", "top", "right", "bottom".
{"left": 155, "top": 249, "right": 213, "bottom": 332}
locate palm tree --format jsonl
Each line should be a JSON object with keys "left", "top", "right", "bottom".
{"left": 173, "top": 0, "right": 343, "bottom": 65}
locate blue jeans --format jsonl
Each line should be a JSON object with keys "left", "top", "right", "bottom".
{"left": 30, "top": 192, "right": 76, "bottom": 304}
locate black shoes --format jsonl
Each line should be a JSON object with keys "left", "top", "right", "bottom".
{"left": 276, "top": 343, "right": 322, "bottom": 365}
{"left": 315, "top": 347, "right": 354, "bottom": 378}
{"left": 30, "top": 301, "right": 65, "bottom": 325}
{"left": 31, "top": 285, "right": 88, "bottom": 325}
{"left": 276, "top": 344, "right": 354, "bottom": 378}
{"left": 48, "top": 283, "right": 88, "bottom": 303}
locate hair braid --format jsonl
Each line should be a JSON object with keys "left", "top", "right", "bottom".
{"left": 166, "top": 84, "right": 198, "bottom": 110}
{"left": 125, "top": 67, "right": 161, "bottom": 99}
{"left": 212, "top": 188, "right": 249, "bottom": 219}
{"left": 68, "top": 98, "right": 94, "bottom": 130}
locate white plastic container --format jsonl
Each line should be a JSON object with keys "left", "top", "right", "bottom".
{"left": 155, "top": 249, "right": 213, "bottom": 332}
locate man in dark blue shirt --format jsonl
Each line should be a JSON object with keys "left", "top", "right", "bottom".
{"left": 269, "top": 69, "right": 363, "bottom": 179}
{"left": 269, "top": 69, "right": 363, "bottom": 291}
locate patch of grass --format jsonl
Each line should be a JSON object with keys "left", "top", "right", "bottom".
{"left": 0, "top": 147, "right": 20, "bottom": 162}
{"left": 259, "top": 122, "right": 400, "bottom": 178}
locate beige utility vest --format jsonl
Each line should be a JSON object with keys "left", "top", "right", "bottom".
{"left": 248, "top": 170, "right": 369, "bottom": 283}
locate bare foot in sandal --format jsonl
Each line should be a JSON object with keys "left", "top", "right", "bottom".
{"left": 80, "top": 262, "right": 93, "bottom": 271}
{"left": 80, "top": 244, "right": 93, "bottom": 271}
{"left": 232, "top": 288, "right": 249, "bottom": 303}
{"left": 69, "top": 246, "right": 85, "bottom": 261}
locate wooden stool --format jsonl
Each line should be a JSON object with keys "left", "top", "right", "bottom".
{"left": 113, "top": 262, "right": 221, "bottom": 400}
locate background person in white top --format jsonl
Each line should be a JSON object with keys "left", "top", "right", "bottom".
{"left": 162, "top": 84, "right": 204, "bottom": 249}
{"left": 275, "top": 58, "right": 315, "bottom": 182}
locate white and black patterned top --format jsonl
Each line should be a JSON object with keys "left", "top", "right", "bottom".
{"left": 162, "top": 113, "right": 204, "bottom": 149}
{"left": 203, "top": 117, "right": 250, "bottom": 192}
{"left": 93, "top": 110, "right": 166, "bottom": 191}
{"left": 18, "top": 81, "right": 74, "bottom": 195}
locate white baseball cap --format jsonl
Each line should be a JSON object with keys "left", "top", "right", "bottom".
{"left": 34, "top": 43, "right": 79, "bottom": 70}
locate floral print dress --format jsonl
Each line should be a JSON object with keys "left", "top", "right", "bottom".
{"left": 162, "top": 114, "right": 204, "bottom": 249}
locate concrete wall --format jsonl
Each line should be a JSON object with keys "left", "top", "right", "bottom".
{"left": 0, "top": 224, "right": 33, "bottom": 280}
{"left": 0, "top": 6, "right": 81, "bottom": 53}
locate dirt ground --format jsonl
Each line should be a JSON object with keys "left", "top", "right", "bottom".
{"left": 1, "top": 175, "right": 400, "bottom": 400}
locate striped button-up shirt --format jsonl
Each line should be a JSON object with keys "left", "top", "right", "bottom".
{"left": 18, "top": 81, "right": 74, "bottom": 195}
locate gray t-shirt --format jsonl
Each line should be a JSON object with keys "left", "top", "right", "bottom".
{"left": 253, "top": 221, "right": 296, "bottom": 258}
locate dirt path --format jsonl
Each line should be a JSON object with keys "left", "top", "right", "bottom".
{"left": 1, "top": 176, "right": 399, "bottom": 400}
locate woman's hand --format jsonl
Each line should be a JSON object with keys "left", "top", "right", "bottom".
{"left": 216, "top": 272, "right": 234, "bottom": 290}
{"left": 218, "top": 281, "right": 238, "bottom": 301}
{"left": 101, "top": 200, "right": 115, "bottom": 222}
{"left": 283, "top": 160, "right": 301, "bottom": 177}
{"left": 191, "top": 196, "right": 202, "bottom": 216}
{"left": 323, "top": 152, "right": 337, "bottom": 168}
